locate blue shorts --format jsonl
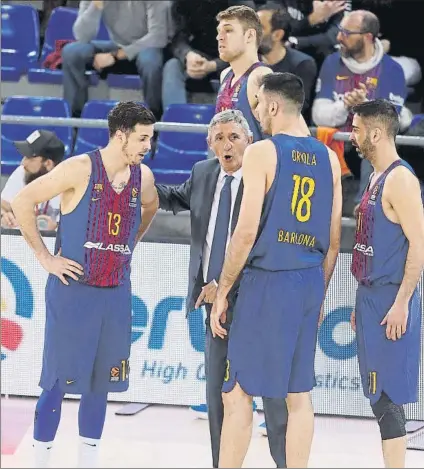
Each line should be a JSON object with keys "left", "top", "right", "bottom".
{"left": 222, "top": 265, "right": 324, "bottom": 398}
{"left": 40, "top": 275, "right": 132, "bottom": 394}
{"left": 355, "top": 284, "right": 422, "bottom": 405}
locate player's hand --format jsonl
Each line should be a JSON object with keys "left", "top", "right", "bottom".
{"left": 343, "top": 83, "right": 368, "bottom": 108}
{"left": 350, "top": 310, "right": 356, "bottom": 332}
{"left": 195, "top": 280, "right": 218, "bottom": 309}
{"left": 210, "top": 295, "right": 228, "bottom": 339}
{"left": 1, "top": 211, "right": 18, "bottom": 228}
{"left": 93, "top": 53, "right": 115, "bottom": 71}
{"left": 39, "top": 250, "right": 84, "bottom": 285}
{"left": 380, "top": 301, "right": 408, "bottom": 340}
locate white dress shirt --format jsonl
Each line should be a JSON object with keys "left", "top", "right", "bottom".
{"left": 202, "top": 167, "right": 242, "bottom": 282}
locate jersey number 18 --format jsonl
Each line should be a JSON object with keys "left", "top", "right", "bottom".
{"left": 291, "top": 174, "right": 315, "bottom": 222}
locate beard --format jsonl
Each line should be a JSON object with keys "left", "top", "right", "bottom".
{"left": 339, "top": 37, "right": 365, "bottom": 59}
{"left": 258, "top": 36, "right": 273, "bottom": 56}
{"left": 355, "top": 135, "right": 376, "bottom": 163}
{"left": 24, "top": 165, "right": 48, "bottom": 185}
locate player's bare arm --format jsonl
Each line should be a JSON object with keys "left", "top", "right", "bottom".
{"left": 135, "top": 164, "right": 159, "bottom": 243}
{"left": 217, "top": 141, "right": 271, "bottom": 296}
{"left": 211, "top": 140, "right": 273, "bottom": 339}
{"left": 11, "top": 156, "right": 88, "bottom": 283}
{"left": 247, "top": 65, "right": 272, "bottom": 110}
{"left": 323, "top": 148, "right": 342, "bottom": 292}
{"left": 380, "top": 166, "right": 424, "bottom": 339}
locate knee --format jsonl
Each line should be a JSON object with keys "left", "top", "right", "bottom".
{"left": 222, "top": 384, "right": 252, "bottom": 422}
{"left": 62, "top": 41, "right": 94, "bottom": 66}
{"left": 286, "top": 392, "right": 312, "bottom": 414}
{"left": 136, "top": 48, "right": 163, "bottom": 75}
{"left": 36, "top": 383, "right": 65, "bottom": 412}
{"left": 371, "top": 392, "right": 406, "bottom": 440}
{"left": 163, "top": 57, "right": 184, "bottom": 76}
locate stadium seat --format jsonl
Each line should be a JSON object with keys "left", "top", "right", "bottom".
{"left": 1, "top": 4, "right": 40, "bottom": 82}
{"left": 1, "top": 96, "right": 73, "bottom": 175}
{"left": 27, "top": 7, "right": 109, "bottom": 85}
{"left": 145, "top": 104, "right": 215, "bottom": 184}
{"left": 73, "top": 100, "right": 118, "bottom": 154}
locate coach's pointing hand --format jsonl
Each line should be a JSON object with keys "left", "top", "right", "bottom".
{"left": 39, "top": 249, "right": 84, "bottom": 285}
{"left": 211, "top": 295, "right": 228, "bottom": 339}
{"left": 195, "top": 280, "right": 218, "bottom": 309}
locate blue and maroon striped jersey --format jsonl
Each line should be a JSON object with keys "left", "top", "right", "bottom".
{"left": 57, "top": 150, "right": 142, "bottom": 287}
{"left": 215, "top": 62, "right": 265, "bottom": 142}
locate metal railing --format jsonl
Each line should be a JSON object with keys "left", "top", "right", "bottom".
{"left": 1, "top": 114, "right": 424, "bottom": 147}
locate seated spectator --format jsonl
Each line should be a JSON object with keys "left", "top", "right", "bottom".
{"left": 1, "top": 130, "right": 64, "bottom": 231}
{"left": 162, "top": 0, "right": 231, "bottom": 111}
{"left": 62, "top": 0, "right": 169, "bottom": 119}
{"left": 257, "top": 3, "right": 317, "bottom": 118}
{"left": 311, "top": 9, "right": 412, "bottom": 215}
{"left": 235, "top": 0, "right": 347, "bottom": 66}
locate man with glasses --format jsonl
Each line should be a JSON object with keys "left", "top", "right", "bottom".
{"left": 311, "top": 10, "right": 411, "bottom": 216}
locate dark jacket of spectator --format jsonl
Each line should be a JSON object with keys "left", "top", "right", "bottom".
{"left": 170, "top": 0, "right": 230, "bottom": 75}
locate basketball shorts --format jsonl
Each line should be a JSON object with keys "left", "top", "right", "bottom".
{"left": 355, "top": 284, "right": 422, "bottom": 405}
{"left": 39, "top": 275, "right": 132, "bottom": 394}
{"left": 222, "top": 265, "right": 325, "bottom": 398}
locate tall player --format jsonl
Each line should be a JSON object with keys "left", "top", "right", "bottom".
{"left": 350, "top": 99, "right": 424, "bottom": 468}
{"left": 211, "top": 73, "right": 342, "bottom": 468}
{"left": 216, "top": 5, "right": 310, "bottom": 140}
{"left": 11, "top": 102, "right": 159, "bottom": 468}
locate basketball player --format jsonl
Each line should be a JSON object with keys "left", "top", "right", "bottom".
{"left": 10, "top": 102, "right": 158, "bottom": 468}
{"left": 350, "top": 99, "right": 424, "bottom": 468}
{"left": 211, "top": 72, "right": 343, "bottom": 468}
{"left": 216, "top": 5, "right": 310, "bottom": 140}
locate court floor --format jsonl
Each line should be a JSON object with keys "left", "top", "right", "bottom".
{"left": 1, "top": 396, "right": 423, "bottom": 468}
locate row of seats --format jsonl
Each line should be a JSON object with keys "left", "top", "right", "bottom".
{"left": 1, "top": 97, "right": 215, "bottom": 184}
{"left": 1, "top": 4, "right": 140, "bottom": 90}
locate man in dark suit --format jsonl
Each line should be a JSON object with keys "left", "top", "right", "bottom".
{"left": 156, "top": 109, "right": 287, "bottom": 468}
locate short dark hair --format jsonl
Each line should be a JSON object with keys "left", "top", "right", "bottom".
{"left": 352, "top": 99, "right": 400, "bottom": 138}
{"left": 217, "top": 5, "right": 263, "bottom": 47}
{"left": 260, "top": 72, "right": 305, "bottom": 113}
{"left": 258, "top": 3, "right": 292, "bottom": 40}
{"left": 108, "top": 101, "right": 156, "bottom": 138}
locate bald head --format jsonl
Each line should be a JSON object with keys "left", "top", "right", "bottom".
{"left": 345, "top": 10, "right": 380, "bottom": 38}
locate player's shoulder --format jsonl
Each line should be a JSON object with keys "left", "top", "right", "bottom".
{"left": 385, "top": 161, "right": 418, "bottom": 187}
{"left": 245, "top": 138, "right": 276, "bottom": 160}
{"left": 140, "top": 163, "right": 155, "bottom": 182}
{"left": 248, "top": 64, "right": 273, "bottom": 83}
{"left": 56, "top": 153, "right": 91, "bottom": 177}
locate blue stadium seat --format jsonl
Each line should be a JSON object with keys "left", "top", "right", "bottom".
{"left": 145, "top": 104, "right": 215, "bottom": 184}
{"left": 106, "top": 74, "right": 142, "bottom": 90}
{"left": 27, "top": 7, "right": 109, "bottom": 85}
{"left": 1, "top": 97, "right": 73, "bottom": 175}
{"left": 1, "top": 4, "right": 40, "bottom": 81}
{"left": 73, "top": 100, "right": 118, "bottom": 154}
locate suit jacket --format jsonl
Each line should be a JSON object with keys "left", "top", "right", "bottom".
{"left": 155, "top": 158, "right": 243, "bottom": 320}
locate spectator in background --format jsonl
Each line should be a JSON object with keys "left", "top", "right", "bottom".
{"left": 162, "top": 0, "right": 231, "bottom": 112}
{"left": 257, "top": 3, "right": 317, "bottom": 119}
{"left": 1, "top": 130, "right": 64, "bottom": 231}
{"left": 235, "top": 0, "right": 347, "bottom": 66}
{"left": 311, "top": 10, "right": 411, "bottom": 215}
{"left": 62, "top": 1, "right": 168, "bottom": 119}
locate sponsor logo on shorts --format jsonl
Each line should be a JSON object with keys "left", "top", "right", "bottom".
{"left": 110, "top": 366, "right": 120, "bottom": 382}
{"left": 84, "top": 242, "right": 131, "bottom": 255}
{"left": 353, "top": 243, "right": 374, "bottom": 256}
{"left": 66, "top": 379, "right": 75, "bottom": 385}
